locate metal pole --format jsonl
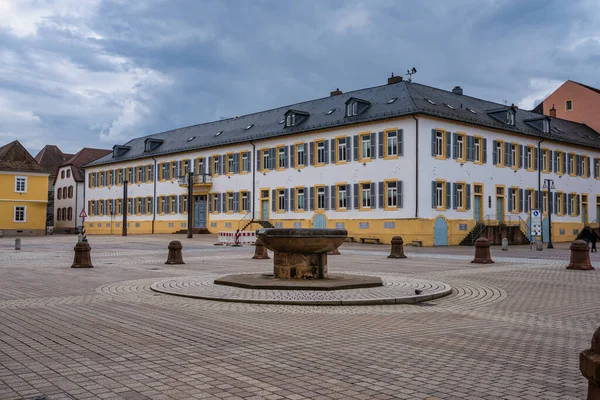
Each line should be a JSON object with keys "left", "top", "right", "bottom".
{"left": 187, "top": 171, "right": 194, "bottom": 239}
{"left": 547, "top": 180, "right": 554, "bottom": 249}
{"left": 122, "top": 180, "right": 128, "bottom": 236}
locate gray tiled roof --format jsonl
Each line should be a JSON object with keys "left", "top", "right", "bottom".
{"left": 86, "top": 81, "right": 600, "bottom": 167}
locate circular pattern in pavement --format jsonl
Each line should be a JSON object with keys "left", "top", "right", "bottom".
{"left": 148, "top": 273, "right": 452, "bottom": 305}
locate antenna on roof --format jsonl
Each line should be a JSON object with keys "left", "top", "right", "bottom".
{"left": 406, "top": 67, "right": 417, "bottom": 83}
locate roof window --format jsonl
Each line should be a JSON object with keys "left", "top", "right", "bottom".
{"left": 386, "top": 97, "right": 398, "bottom": 104}
{"left": 187, "top": 137, "right": 195, "bottom": 142}
{"left": 426, "top": 99, "right": 436, "bottom": 105}
{"left": 144, "top": 138, "right": 164, "bottom": 152}
{"left": 278, "top": 119, "right": 285, "bottom": 124}
{"left": 113, "top": 145, "right": 131, "bottom": 158}
{"left": 215, "top": 131, "right": 223, "bottom": 137}
{"left": 325, "top": 108, "right": 336, "bottom": 115}
{"left": 284, "top": 109, "right": 310, "bottom": 128}
{"left": 467, "top": 108, "right": 477, "bottom": 114}
{"left": 345, "top": 97, "right": 370, "bottom": 117}
{"left": 245, "top": 124, "right": 253, "bottom": 130}
{"left": 445, "top": 103, "right": 455, "bottom": 110}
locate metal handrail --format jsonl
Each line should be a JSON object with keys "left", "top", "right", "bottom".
{"left": 469, "top": 215, "right": 492, "bottom": 242}
{"left": 237, "top": 211, "right": 253, "bottom": 232}
{"left": 177, "top": 173, "right": 213, "bottom": 185}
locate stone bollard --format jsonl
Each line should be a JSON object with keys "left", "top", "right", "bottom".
{"left": 252, "top": 237, "right": 270, "bottom": 260}
{"left": 388, "top": 236, "right": 407, "bottom": 259}
{"left": 328, "top": 248, "right": 341, "bottom": 255}
{"left": 536, "top": 240, "right": 543, "bottom": 251}
{"left": 567, "top": 240, "right": 594, "bottom": 271}
{"left": 580, "top": 326, "right": 600, "bottom": 399}
{"left": 14, "top": 237, "right": 21, "bottom": 251}
{"left": 77, "top": 233, "right": 83, "bottom": 242}
{"left": 471, "top": 238, "right": 494, "bottom": 264}
{"left": 165, "top": 240, "right": 185, "bottom": 265}
{"left": 71, "top": 241, "right": 93, "bottom": 268}
{"left": 501, "top": 236, "right": 508, "bottom": 251}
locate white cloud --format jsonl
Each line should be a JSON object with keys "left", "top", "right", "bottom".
{"left": 331, "top": 3, "right": 371, "bottom": 34}
{"left": 517, "top": 78, "right": 564, "bottom": 110}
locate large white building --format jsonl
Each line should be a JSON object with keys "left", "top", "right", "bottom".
{"left": 83, "top": 76, "right": 600, "bottom": 246}
{"left": 54, "top": 148, "right": 111, "bottom": 232}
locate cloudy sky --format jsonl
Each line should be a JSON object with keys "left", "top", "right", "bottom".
{"left": 1, "top": 0, "right": 599, "bottom": 155}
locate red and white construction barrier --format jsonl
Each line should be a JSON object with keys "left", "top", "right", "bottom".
{"left": 216, "top": 231, "right": 256, "bottom": 246}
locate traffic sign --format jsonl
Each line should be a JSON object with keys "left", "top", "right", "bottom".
{"left": 79, "top": 208, "right": 88, "bottom": 218}
{"left": 531, "top": 209, "right": 542, "bottom": 236}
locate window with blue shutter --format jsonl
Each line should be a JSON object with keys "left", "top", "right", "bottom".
{"left": 492, "top": 140, "right": 497, "bottom": 165}
{"left": 398, "top": 130, "right": 404, "bottom": 156}
{"left": 346, "top": 136, "right": 352, "bottom": 161}
{"left": 446, "top": 182, "right": 451, "bottom": 209}
{"left": 330, "top": 185, "right": 336, "bottom": 209}
{"left": 378, "top": 182, "right": 384, "bottom": 208}
{"left": 323, "top": 140, "right": 329, "bottom": 164}
{"left": 370, "top": 182, "right": 375, "bottom": 208}
{"left": 309, "top": 142, "right": 314, "bottom": 166}
{"left": 353, "top": 183, "right": 359, "bottom": 209}
{"left": 445, "top": 132, "right": 451, "bottom": 159}
{"left": 378, "top": 131, "right": 384, "bottom": 158}
{"left": 466, "top": 184, "right": 471, "bottom": 210}
{"left": 289, "top": 145, "right": 295, "bottom": 168}
{"left": 330, "top": 139, "right": 336, "bottom": 163}
{"left": 452, "top": 183, "right": 458, "bottom": 209}
{"left": 534, "top": 148, "right": 539, "bottom": 171}
{"left": 452, "top": 133, "right": 458, "bottom": 160}
{"left": 482, "top": 138, "right": 487, "bottom": 163}
{"left": 353, "top": 135, "right": 359, "bottom": 160}
{"left": 431, "top": 130, "right": 437, "bottom": 157}
{"left": 309, "top": 187, "right": 314, "bottom": 210}
{"left": 370, "top": 133, "right": 376, "bottom": 159}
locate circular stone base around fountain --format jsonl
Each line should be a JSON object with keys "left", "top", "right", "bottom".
{"left": 214, "top": 273, "right": 383, "bottom": 291}
{"left": 150, "top": 273, "right": 452, "bottom": 306}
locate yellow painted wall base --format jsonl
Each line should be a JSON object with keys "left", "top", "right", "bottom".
{"left": 85, "top": 217, "right": 588, "bottom": 246}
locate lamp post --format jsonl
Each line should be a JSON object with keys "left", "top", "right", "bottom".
{"left": 543, "top": 178, "right": 555, "bottom": 249}
{"left": 122, "top": 180, "right": 128, "bottom": 236}
{"left": 187, "top": 166, "right": 194, "bottom": 239}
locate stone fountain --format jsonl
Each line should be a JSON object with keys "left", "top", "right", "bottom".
{"left": 214, "top": 228, "right": 383, "bottom": 290}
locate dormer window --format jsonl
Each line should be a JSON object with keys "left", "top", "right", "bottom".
{"left": 507, "top": 110, "right": 515, "bottom": 126}
{"left": 524, "top": 117, "right": 550, "bottom": 133}
{"left": 345, "top": 97, "right": 370, "bottom": 117}
{"left": 284, "top": 109, "right": 309, "bottom": 128}
{"left": 113, "top": 145, "right": 131, "bottom": 158}
{"left": 144, "top": 138, "right": 164, "bottom": 152}
{"left": 542, "top": 119, "right": 549, "bottom": 133}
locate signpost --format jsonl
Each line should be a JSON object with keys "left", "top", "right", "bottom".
{"left": 79, "top": 208, "right": 88, "bottom": 241}
{"left": 531, "top": 209, "right": 542, "bottom": 237}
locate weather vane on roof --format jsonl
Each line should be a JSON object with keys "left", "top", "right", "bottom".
{"left": 406, "top": 67, "right": 417, "bottom": 83}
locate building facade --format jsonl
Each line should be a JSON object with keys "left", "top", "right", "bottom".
{"left": 533, "top": 80, "right": 600, "bottom": 133}
{"left": 34, "top": 144, "right": 73, "bottom": 229}
{"left": 83, "top": 77, "right": 600, "bottom": 245}
{"left": 53, "top": 148, "right": 111, "bottom": 232}
{"left": 0, "top": 141, "right": 49, "bottom": 236}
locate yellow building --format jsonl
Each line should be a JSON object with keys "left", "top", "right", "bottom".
{"left": 0, "top": 141, "right": 49, "bottom": 236}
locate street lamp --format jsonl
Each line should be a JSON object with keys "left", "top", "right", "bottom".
{"left": 187, "top": 165, "right": 194, "bottom": 239}
{"left": 543, "top": 178, "right": 556, "bottom": 249}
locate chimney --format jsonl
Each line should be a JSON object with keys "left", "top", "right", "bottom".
{"left": 550, "top": 104, "right": 556, "bottom": 118}
{"left": 452, "top": 86, "right": 463, "bottom": 95}
{"left": 388, "top": 73, "right": 402, "bottom": 85}
{"left": 330, "top": 88, "right": 342, "bottom": 96}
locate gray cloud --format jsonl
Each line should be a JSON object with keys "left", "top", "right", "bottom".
{"left": 0, "top": 0, "right": 599, "bottom": 154}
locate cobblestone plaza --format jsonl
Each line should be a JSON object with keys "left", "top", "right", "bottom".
{"left": 0, "top": 235, "right": 599, "bottom": 399}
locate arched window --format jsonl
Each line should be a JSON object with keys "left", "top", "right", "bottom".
{"left": 68, "top": 186, "right": 73, "bottom": 198}
{"left": 66, "top": 169, "right": 71, "bottom": 178}
{"left": 57, "top": 188, "right": 62, "bottom": 200}
{"left": 57, "top": 208, "right": 62, "bottom": 221}
{"left": 61, "top": 171, "right": 65, "bottom": 179}
{"left": 62, "top": 208, "right": 67, "bottom": 221}
{"left": 63, "top": 187, "right": 67, "bottom": 198}
{"left": 68, "top": 207, "right": 72, "bottom": 221}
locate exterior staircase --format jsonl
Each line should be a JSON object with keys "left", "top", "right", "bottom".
{"left": 459, "top": 223, "right": 486, "bottom": 246}
{"left": 460, "top": 216, "right": 532, "bottom": 246}
{"left": 173, "top": 228, "right": 210, "bottom": 234}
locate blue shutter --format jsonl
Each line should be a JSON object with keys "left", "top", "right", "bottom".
{"left": 303, "top": 143, "right": 308, "bottom": 165}
{"left": 378, "top": 181, "right": 384, "bottom": 208}
{"left": 255, "top": 151, "right": 260, "bottom": 171}
{"left": 270, "top": 148, "right": 276, "bottom": 170}
{"left": 378, "top": 131, "right": 384, "bottom": 158}
{"left": 289, "top": 145, "right": 295, "bottom": 168}
{"left": 452, "top": 183, "right": 457, "bottom": 209}
{"left": 548, "top": 150, "right": 553, "bottom": 172}
{"left": 465, "top": 184, "right": 471, "bottom": 210}
{"left": 330, "top": 139, "right": 336, "bottom": 163}
{"left": 304, "top": 187, "right": 309, "bottom": 211}
{"left": 290, "top": 189, "right": 295, "bottom": 211}
{"left": 519, "top": 145, "right": 524, "bottom": 169}
{"left": 452, "top": 132, "right": 458, "bottom": 159}
{"left": 284, "top": 146, "right": 289, "bottom": 169}
{"left": 353, "top": 135, "right": 359, "bottom": 160}
{"left": 508, "top": 189, "right": 513, "bottom": 211}
{"left": 324, "top": 140, "right": 329, "bottom": 164}
{"left": 309, "top": 142, "right": 314, "bottom": 166}
{"left": 397, "top": 181, "right": 403, "bottom": 208}
{"left": 492, "top": 140, "right": 497, "bottom": 165}
{"left": 284, "top": 189, "right": 289, "bottom": 211}
{"left": 431, "top": 129, "right": 436, "bottom": 156}
{"left": 398, "top": 129, "right": 404, "bottom": 156}
{"left": 346, "top": 136, "right": 352, "bottom": 161}
{"left": 310, "top": 186, "right": 315, "bottom": 210}
{"left": 534, "top": 148, "right": 539, "bottom": 170}
{"left": 504, "top": 143, "right": 511, "bottom": 167}
{"left": 324, "top": 186, "right": 329, "bottom": 210}
{"left": 483, "top": 138, "right": 487, "bottom": 163}
{"left": 330, "top": 185, "right": 336, "bottom": 209}
{"left": 445, "top": 132, "right": 451, "bottom": 158}
{"left": 446, "top": 182, "right": 451, "bottom": 209}
{"left": 370, "top": 182, "right": 375, "bottom": 208}
{"left": 431, "top": 181, "right": 436, "bottom": 208}
{"left": 271, "top": 189, "right": 276, "bottom": 212}
{"left": 466, "top": 136, "right": 472, "bottom": 161}
{"left": 370, "top": 133, "right": 376, "bottom": 158}
{"left": 519, "top": 189, "right": 524, "bottom": 212}
{"left": 353, "top": 183, "right": 359, "bottom": 209}
{"left": 576, "top": 194, "right": 580, "bottom": 215}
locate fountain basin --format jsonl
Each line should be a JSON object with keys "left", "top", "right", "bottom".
{"left": 257, "top": 228, "right": 347, "bottom": 279}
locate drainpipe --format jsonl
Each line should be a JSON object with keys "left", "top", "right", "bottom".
{"left": 412, "top": 115, "right": 419, "bottom": 218}
{"left": 74, "top": 172, "right": 78, "bottom": 231}
{"left": 537, "top": 138, "right": 544, "bottom": 211}
{"left": 152, "top": 157, "right": 157, "bottom": 234}
{"left": 250, "top": 141, "right": 256, "bottom": 220}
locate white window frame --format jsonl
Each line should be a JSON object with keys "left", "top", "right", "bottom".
{"left": 510, "top": 189, "right": 517, "bottom": 212}
{"left": 241, "top": 152, "right": 249, "bottom": 172}
{"left": 436, "top": 182, "right": 444, "bottom": 208}
{"left": 361, "top": 136, "right": 371, "bottom": 159}
{"left": 361, "top": 184, "right": 371, "bottom": 208}
{"left": 296, "top": 145, "right": 305, "bottom": 166}
{"left": 317, "top": 187, "right": 325, "bottom": 209}
{"left": 262, "top": 150, "right": 269, "bottom": 171}
{"left": 278, "top": 147, "right": 285, "bottom": 169}
{"left": 457, "top": 183, "right": 464, "bottom": 209}
{"left": 228, "top": 192, "right": 234, "bottom": 212}
{"left": 496, "top": 142, "right": 504, "bottom": 165}
{"left": 14, "top": 206, "right": 26, "bottom": 222}
{"left": 387, "top": 181, "right": 397, "bottom": 207}
{"left": 278, "top": 189, "right": 285, "bottom": 211}
{"left": 387, "top": 131, "right": 397, "bottom": 157}
{"left": 338, "top": 185, "right": 347, "bottom": 209}
{"left": 317, "top": 141, "right": 326, "bottom": 164}
{"left": 241, "top": 192, "right": 249, "bottom": 212}
{"left": 15, "top": 176, "right": 27, "bottom": 193}
{"left": 510, "top": 144, "right": 516, "bottom": 167}
{"left": 474, "top": 138, "right": 481, "bottom": 162}
{"left": 296, "top": 188, "right": 305, "bottom": 210}
{"left": 338, "top": 138, "right": 347, "bottom": 162}
{"left": 227, "top": 155, "right": 234, "bottom": 174}
{"left": 457, "top": 135, "right": 464, "bottom": 160}
{"left": 435, "top": 131, "right": 444, "bottom": 157}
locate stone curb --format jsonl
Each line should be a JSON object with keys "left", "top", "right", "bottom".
{"left": 149, "top": 278, "right": 453, "bottom": 306}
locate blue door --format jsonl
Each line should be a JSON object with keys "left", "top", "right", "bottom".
{"left": 474, "top": 196, "right": 482, "bottom": 222}
{"left": 542, "top": 217, "right": 549, "bottom": 242}
{"left": 496, "top": 197, "right": 504, "bottom": 223}
{"left": 194, "top": 196, "right": 207, "bottom": 229}
{"left": 312, "top": 214, "right": 327, "bottom": 229}
{"left": 261, "top": 200, "right": 269, "bottom": 221}
{"left": 433, "top": 217, "right": 448, "bottom": 246}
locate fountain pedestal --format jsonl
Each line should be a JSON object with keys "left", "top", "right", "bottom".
{"left": 259, "top": 228, "right": 346, "bottom": 280}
